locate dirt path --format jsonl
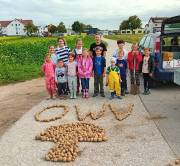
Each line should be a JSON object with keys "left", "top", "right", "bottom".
{"left": 0, "top": 78, "right": 46, "bottom": 137}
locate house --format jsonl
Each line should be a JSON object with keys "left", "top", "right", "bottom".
{"left": 0, "top": 18, "right": 33, "bottom": 36}
{"left": 37, "top": 26, "right": 46, "bottom": 36}
{"left": 133, "top": 28, "right": 144, "bottom": 34}
{"left": 120, "top": 29, "right": 133, "bottom": 34}
{"left": 66, "top": 28, "right": 76, "bottom": 35}
{"left": 98, "top": 30, "right": 109, "bottom": 36}
{"left": 144, "top": 17, "right": 168, "bottom": 34}
{"left": 84, "top": 28, "right": 99, "bottom": 35}
{"left": 120, "top": 28, "right": 144, "bottom": 35}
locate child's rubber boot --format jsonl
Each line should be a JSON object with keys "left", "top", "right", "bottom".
{"left": 85, "top": 89, "right": 89, "bottom": 98}
{"left": 73, "top": 90, "right": 77, "bottom": 99}
{"left": 82, "top": 90, "right": 86, "bottom": 98}
{"left": 70, "top": 92, "right": 73, "bottom": 99}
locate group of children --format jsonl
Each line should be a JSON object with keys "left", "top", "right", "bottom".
{"left": 42, "top": 34, "right": 153, "bottom": 100}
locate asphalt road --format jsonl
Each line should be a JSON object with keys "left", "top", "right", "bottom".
{"left": 139, "top": 83, "right": 180, "bottom": 157}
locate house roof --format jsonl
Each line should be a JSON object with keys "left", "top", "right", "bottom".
{"left": 149, "top": 17, "right": 168, "bottom": 24}
{"left": 0, "top": 21, "right": 11, "bottom": 27}
{"left": 0, "top": 19, "right": 33, "bottom": 27}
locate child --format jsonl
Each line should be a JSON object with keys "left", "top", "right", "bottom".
{"left": 67, "top": 53, "right": 77, "bottom": 99}
{"left": 112, "top": 39, "right": 128, "bottom": 60}
{"left": 49, "top": 45, "right": 57, "bottom": 65}
{"left": 55, "top": 37, "right": 70, "bottom": 65}
{"left": 141, "top": 48, "right": 154, "bottom": 95}
{"left": 73, "top": 38, "right": 83, "bottom": 61}
{"left": 42, "top": 53, "right": 56, "bottom": 99}
{"left": 106, "top": 58, "right": 122, "bottom": 100}
{"left": 73, "top": 38, "right": 83, "bottom": 94}
{"left": 55, "top": 59, "right": 68, "bottom": 97}
{"left": 92, "top": 46, "right": 106, "bottom": 97}
{"left": 113, "top": 39, "right": 128, "bottom": 94}
{"left": 127, "top": 44, "right": 142, "bottom": 95}
{"left": 116, "top": 51, "right": 128, "bottom": 96}
{"left": 78, "top": 49, "right": 93, "bottom": 98}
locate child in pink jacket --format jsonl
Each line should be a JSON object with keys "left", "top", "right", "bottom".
{"left": 42, "top": 53, "right": 56, "bottom": 99}
{"left": 78, "top": 49, "right": 93, "bottom": 98}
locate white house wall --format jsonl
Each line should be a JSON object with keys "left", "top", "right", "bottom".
{"left": 6, "top": 20, "right": 26, "bottom": 36}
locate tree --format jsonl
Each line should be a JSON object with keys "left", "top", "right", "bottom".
{"left": 83, "top": 24, "right": 93, "bottom": 29}
{"left": 24, "top": 23, "right": 38, "bottom": 36}
{"left": 48, "top": 24, "right": 57, "bottom": 34}
{"left": 72, "top": 21, "right": 84, "bottom": 33}
{"left": 119, "top": 15, "right": 142, "bottom": 32}
{"left": 57, "top": 22, "right": 67, "bottom": 33}
{"left": 128, "top": 15, "right": 142, "bottom": 31}
{"left": 119, "top": 20, "right": 129, "bottom": 30}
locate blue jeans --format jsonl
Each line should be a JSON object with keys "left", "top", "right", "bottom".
{"left": 81, "top": 78, "right": 90, "bottom": 90}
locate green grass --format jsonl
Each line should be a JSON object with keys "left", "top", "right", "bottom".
{"left": 0, "top": 35, "right": 94, "bottom": 85}
{"left": 104, "top": 34, "right": 144, "bottom": 44}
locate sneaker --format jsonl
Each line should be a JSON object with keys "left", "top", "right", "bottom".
{"left": 101, "top": 93, "right": 105, "bottom": 97}
{"left": 121, "top": 91, "right": 125, "bottom": 96}
{"left": 82, "top": 90, "right": 86, "bottom": 98}
{"left": 125, "top": 90, "right": 129, "bottom": 94}
{"left": 92, "top": 93, "right": 98, "bottom": 97}
{"left": 117, "top": 96, "right": 122, "bottom": 99}
{"left": 143, "top": 90, "right": 148, "bottom": 95}
{"left": 109, "top": 95, "right": 114, "bottom": 100}
{"left": 146, "top": 90, "right": 151, "bottom": 95}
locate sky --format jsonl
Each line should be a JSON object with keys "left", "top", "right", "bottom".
{"left": 0, "top": 0, "right": 180, "bottom": 30}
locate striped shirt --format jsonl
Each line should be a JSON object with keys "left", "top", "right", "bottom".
{"left": 55, "top": 46, "right": 70, "bottom": 64}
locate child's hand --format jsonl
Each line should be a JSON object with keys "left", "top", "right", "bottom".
{"left": 103, "top": 72, "right": 106, "bottom": 77}
{"left": 105, "top": 82, "right": 108, "bottom": 86}
{"left": 92, "top": 72, "right": 94, "bottom": 77}
{"left": 149, "top": 73, "right": 153, "bottom": 77}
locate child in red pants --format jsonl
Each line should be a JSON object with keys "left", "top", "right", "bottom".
{"left": 42, "top": 53, "right": 56, "bottom": 99}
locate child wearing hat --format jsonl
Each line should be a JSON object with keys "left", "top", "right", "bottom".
{"left": 106, "top": 57, "right": 122, "bottom": 100}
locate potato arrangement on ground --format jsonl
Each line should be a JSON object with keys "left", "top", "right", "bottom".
{"left": 34, "top": 104, "right": 69, "bottom": 122}
{"left": 35, "top": 122, "right": 107, "bottom": 162}
{"left": 75, "top": 103, "right": 134, "bottom": 121}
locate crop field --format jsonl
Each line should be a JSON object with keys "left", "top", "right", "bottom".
{"left": 0, "top": 36, "right": 94, "bottom": 85}
{"left": 104, "top": 34, "right": 143, "bottom": 44}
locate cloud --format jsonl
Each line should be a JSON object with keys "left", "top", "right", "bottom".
{"left": 0, "top": 0, "right": 180, "bottom": 29}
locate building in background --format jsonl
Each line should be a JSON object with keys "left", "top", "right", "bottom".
{"left": 144, "top": 17, "right": 168, "bottom": 34}
{"left": 98, "top": 30, "right": 109, "bottom": 36}
{"left": 0, "top": 18, "right": 33, "bottom": 36}
{"left": 120, "top": 28, "right": 144, "bottom": 34}
{"left": 66, "top": 28, "right": 76, "bottom": 35}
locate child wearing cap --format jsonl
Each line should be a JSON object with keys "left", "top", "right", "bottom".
{"left": 92, "top": 46, "right": 106, "bottom": 97}
{"left": 106, "top": 58, "right": 122, "bottom": 100}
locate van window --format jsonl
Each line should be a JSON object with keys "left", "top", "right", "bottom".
{"left": 162, "top": 36, "right": 180, "bottom": 68}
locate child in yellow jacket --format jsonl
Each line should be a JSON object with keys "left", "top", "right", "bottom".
{"left": 106, "top": 58, "right": 122, "bottom": 100}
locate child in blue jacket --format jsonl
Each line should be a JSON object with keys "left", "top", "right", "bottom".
{"left": 116, "top": 51, "right": 128, "bottom": 96}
